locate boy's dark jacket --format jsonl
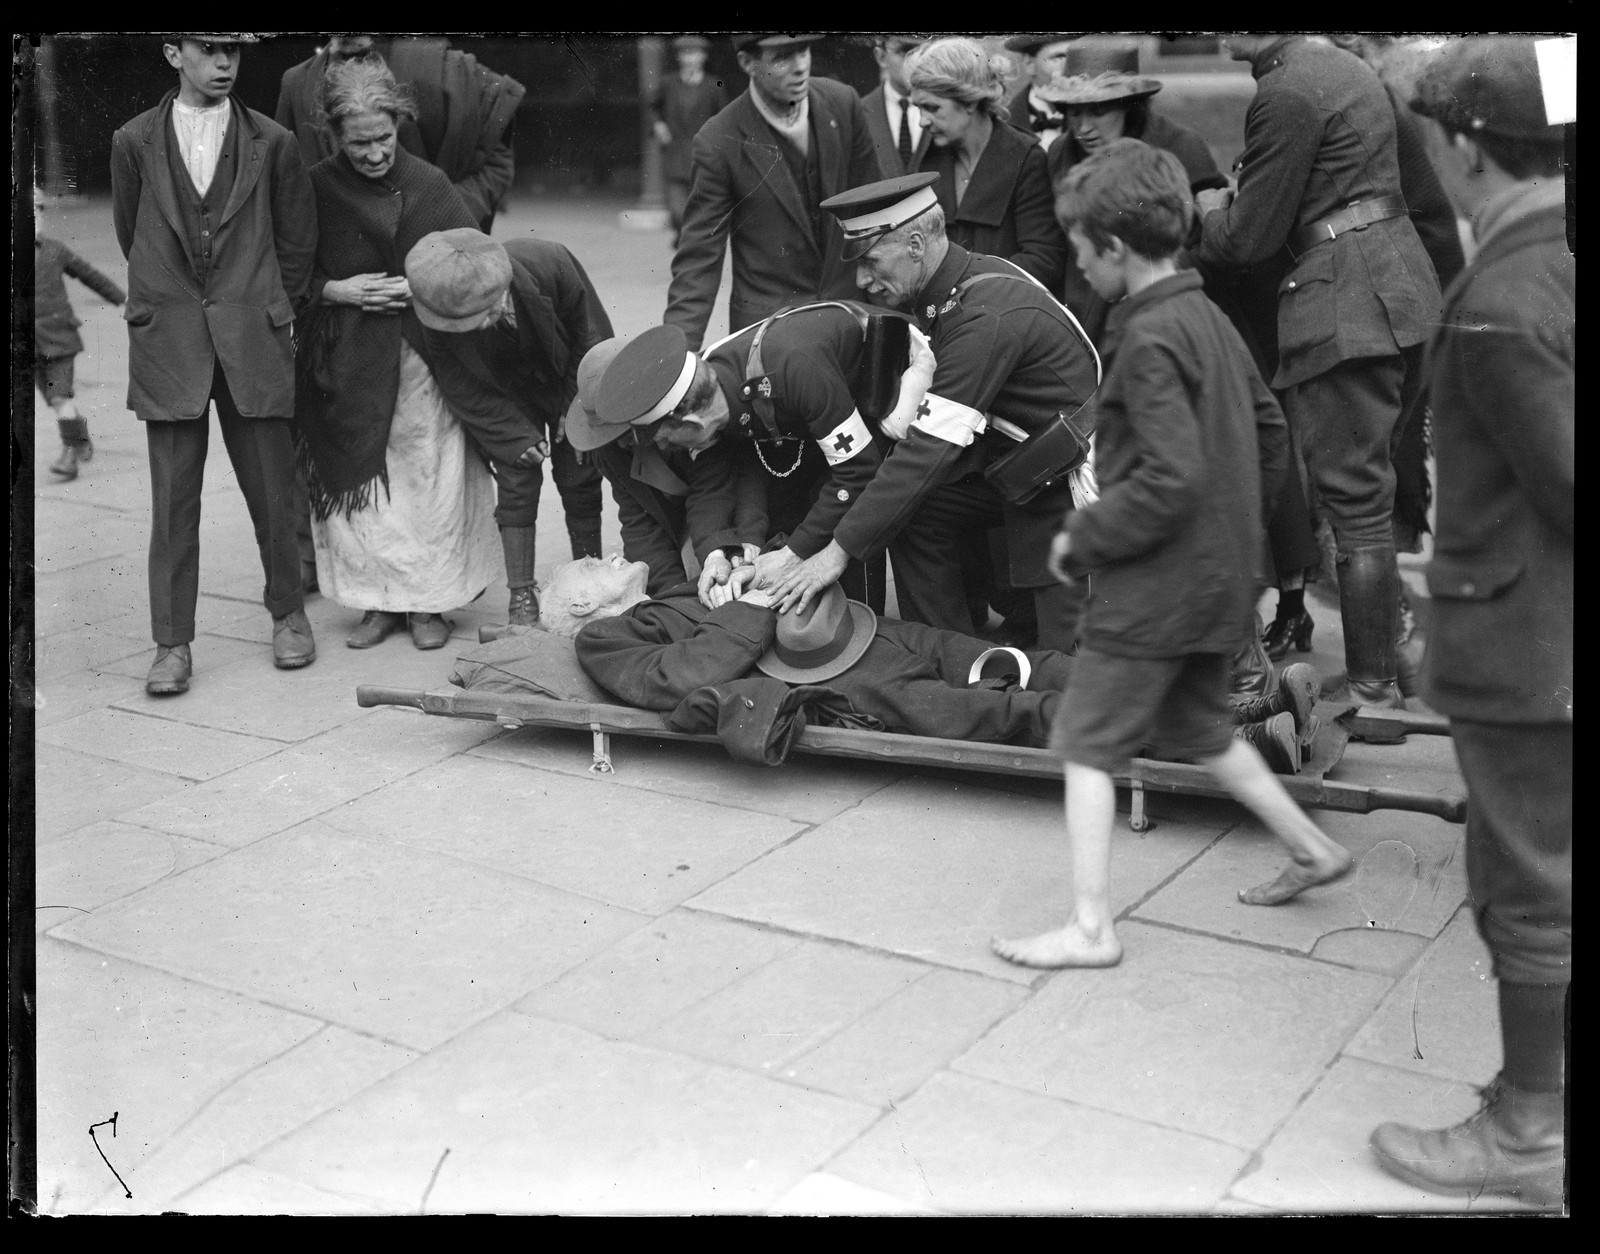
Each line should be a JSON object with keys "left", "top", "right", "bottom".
{"left": 1422, "top": 198, "right": 1573, "bottom": 724}
{"left": 1063, "top": 270, "right": 1287, "bottom": 658}
{"left": 35, "top": 236, "right": 126, "bottom": 359}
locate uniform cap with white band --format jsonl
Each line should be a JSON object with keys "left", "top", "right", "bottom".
{"left": 594, "top": 324, "right": 703, "bottom": 440}
{"left": 821, "top": 171, "right": 943, "bottom": 262}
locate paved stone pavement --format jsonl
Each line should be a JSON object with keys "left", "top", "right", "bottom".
{"left": 28, "top": 194, "right": 1521, "bottom": 1216}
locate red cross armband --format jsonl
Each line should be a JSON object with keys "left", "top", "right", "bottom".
{"left": 911, "top": 393, "right": 987, "bottom": 447}
{"left": 818, "top": 410, "right": 873, "bottom": 466}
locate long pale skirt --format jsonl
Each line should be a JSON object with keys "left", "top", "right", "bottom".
{"left": 313, "top": 341, "right": 502, "bottom": 613}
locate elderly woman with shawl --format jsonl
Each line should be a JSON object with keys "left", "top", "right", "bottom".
{"left": 295, "top": 57, "right": 499, "bottom": 650}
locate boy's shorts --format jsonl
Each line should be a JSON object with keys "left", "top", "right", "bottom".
{"left": 1048, "top": 647, "right": 1234, "bottom": 774}
{"left": 35, "top": 354, "right": 75, "bottom": 404}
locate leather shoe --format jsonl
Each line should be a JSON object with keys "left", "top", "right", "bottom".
{"left": 1234, "top": 711, "right": 1300, "bottom": 775}
{"left": 346, "top": 610, "right": 406, "bottom": 649}
{"left": 409, "top": 612, "right": 451, "bottom": 650}
{"left": 272, "top": 608, "right": 317, "bottom": 669}
{"left": 1370, "top": 1075, "right": 1565, "bottom": 1208}
{"left": 1262, "top": 606, "right": 1314, "bottom": 661}
{"left": 48, "top": 443, "right": 79, "bottom": 481}
{"left": 145, "top": 644, "right": 192, "bottom": 695}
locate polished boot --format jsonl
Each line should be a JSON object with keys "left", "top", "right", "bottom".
{"left": 1338, "top": 545, "right": 1405, "bottom": 708}
{"left": 1233, "top": 662, "right": 1320, "bottom": 760}
{"left": 1370, "top": 1075, "right": 1565, "bottom": 1208}
{"left": 145, "top": 643, "right": 192, "bottom": 695}
{"left": 1262, "top": 602, "right": 1315, "bottom": 661}
{"left": 1233, "top": 712, "right": 1300, "bottom": 775}
{"left": 482, "top": 526, "right": 540, "bottom": 642}
{"left": 1231, "top": 613, "right": 1275, "bottom": 699}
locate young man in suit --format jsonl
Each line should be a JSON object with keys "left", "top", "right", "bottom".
{"left": 112, "top": 34, "right": 318, "bottom": 695}
{"left": 662, "top": 33, "right": 881, "bottom": 350}
{"left": 860, "top": 35, "right": 930, "bottom": 178}
{"left": 1368, "top": 36, "right": 1571, "bottom": 1210}
{"left": 1002, "top": 34, "right": 1079, "bottom": 148}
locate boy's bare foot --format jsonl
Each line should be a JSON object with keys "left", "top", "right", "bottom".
{"left": 1238, "top": 845, "right": 1354, "bottom": 906}
{"left": 991, "top": 921, "right": 1123, "bottom": 969}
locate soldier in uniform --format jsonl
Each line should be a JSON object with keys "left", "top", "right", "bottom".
{"left": 1368, "top": 36, "right": 1572, "bottom": 1209}
{"left": 816, "top": 172, "right": 1101, "bottom": 652}
{"left": 1194, "top": 35, "right": 1442, "bottom": 707}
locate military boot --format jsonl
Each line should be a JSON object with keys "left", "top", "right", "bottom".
{"left": 1339, "top": 544, "right": 1405, "bottom": 708}
{"left": 1234, "top": 712, "right": 1300, "bottom": 775}
{"left": 1370, "top": 1075, "right": 1565, "bottom": 1209}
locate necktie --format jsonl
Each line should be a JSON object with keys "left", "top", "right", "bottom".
{"left": 897, "top": 98, "right": 913, "bottom": 170}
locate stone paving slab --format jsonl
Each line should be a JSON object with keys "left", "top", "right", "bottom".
{"left": 768, "top": 1172, "right": 942, "bottom": 1215}
{"left": 36, "top": 937, "right": 323, "bottom": 1215}
{"left": 687, "top": 773, "right": 1224, "bottom": 984}
{"left": 36, "top": 553, "right": 147, "bottom": 636}
{"left": 826, "top": 1070, "right": 1248, "bottom": 1214}
{"left": 93, "top": 633, "right": 266, "bottom": 684}
{"left": 317, "top": 754, "right": 803, "bottom": 915}
{"left": 34, "top": 496, "right": 148, "bottom": 576}
{"left": 952, "top": 922, "right": 1392, "bottom": 1149}
{"left": 35, "top": 820, "right": 222, "bottom": 934}
{"left": 1344, "top": 907, "right": 1502, "bottom": 1086}
{"left": 38, "top": 706, "right": 287, "bottom": 781}
{"left": 31, "top": 620, "right": 152, "bottom": 683}
{"left": 240, "top": 1012, "right": 879, "bottom": 1214}
{"left": 1308, "top": 927, "right": 1432, "bottom": 977}
{"left": 515, "top": 908, "right": 802, "bottom": 1040}
{"left": 1231, "top": 1056, "right": 1535, "bottom": 1213}
{"left": 49, "top": 818, "right": 648, "bottom": 1051}
{"left": 98, "top": 1025, "right": 419, "bottom": 1214}
{"left": 1133, "top": 812, "right": 1467, "bottom": 954}
{"left": 177, "top": 1164, "right": 388, "bottom": 1216}
{"left": 116, "top": 709, "right": 500, "bottom": 848}
{"left": 639, "top": 940, "right": 928, "bottom": 1077}
{"left": 94, "top": 589, "right": 266, "bottom": 653}
{"left": 779, "top": 967, "right": 1029, "bottom": 1106}
{"left": 34, "top": 744, "right": 194, "bottom": 844}
{"left": 34, "top": 664, "right": 163, "bottom": 731}
{"left": 471, "top": 726, "right": 906, "bottom": 826}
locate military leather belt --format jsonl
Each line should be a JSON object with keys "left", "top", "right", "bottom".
{"left": 1289, "top": 195, "right": 1408, "bottom": 257}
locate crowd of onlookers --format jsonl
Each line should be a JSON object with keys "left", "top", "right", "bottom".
{"left": 34, "top": 32, "right": 1570, "bottom": 1211}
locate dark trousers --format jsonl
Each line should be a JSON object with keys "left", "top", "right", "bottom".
{"left": 491, "top": 436, "right": 603, "bottom": 538}
{"left": 1265, "top": 397, "right": 1323, "bottom": 580}
{"left": 1283, "top": 353, "right": 1406, "bottom": 552}
{"left": 1452, "top": 720, "right": 1572, "bottom": 986}
{"left": 1390, "top": 341, "right": 1432, "bottom": 553}
{"left": 146, "top": 363, "right": 303, "bottom": 645}
{"left": 890, "top": 474, "right": 1084, "bottom": 651}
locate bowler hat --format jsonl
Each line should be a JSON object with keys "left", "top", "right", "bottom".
{"left": 1410, "top": 36, "right": 1570, "bottom": 140}
{"left": 731, "top": 33, "right": 822, "bottom": 55}
{"left": 755, "top": 583, "right": 877, "bottom": 684}
{"left": 564, "top": 337, "right": 633, "bottom": 452}
{"left": 405, "top": 229, "right": 513, "bottom": 332}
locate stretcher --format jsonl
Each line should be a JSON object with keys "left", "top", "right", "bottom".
{"left": 355, "top": 685, "right": 1466, "bottom": 828}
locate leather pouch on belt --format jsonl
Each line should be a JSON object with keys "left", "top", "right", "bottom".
{"left": 983, "top": 407, "right": 1092, "bottom": 505}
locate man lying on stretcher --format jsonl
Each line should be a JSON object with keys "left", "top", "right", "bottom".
{"left": 517, "top": 555, "right": 1318, "bottom": 773}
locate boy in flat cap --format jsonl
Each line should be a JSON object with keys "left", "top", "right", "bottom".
{"left": 1367, "top": 36, "right": 1572, "bottom": 1209}
{"left": 112, "top": 34, "right": 318, "bottom": 694}
{"left": 663, "top": 34, "right": 881, "bottom": 350}
{"left": 406, "top": 228, "right": 612, "bottom": 636}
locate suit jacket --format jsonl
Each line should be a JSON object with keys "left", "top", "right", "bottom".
{"left": 1196, "top": 37, "right": 1440, "bottom": 389}
{"left": 275, "top": 40, "right": 524, "bottom": 232}
{"left": 920, "top": 120, "right": 1066, "bottom": 293}
{"left": 112, "top": 91, "right": 316, "bottom": 421}
{"left": 860, "top": 83, "right": 932, "bottom": 178}
{"left": 663, "top": 79, "right": 881, "bottom": 349}
{"left": 1423, "top": 195, "right": 1572, "bottom": 724}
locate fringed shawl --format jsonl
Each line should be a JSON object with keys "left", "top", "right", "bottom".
{"left": 293, "top": 146, "right": 476, "bottom": 519}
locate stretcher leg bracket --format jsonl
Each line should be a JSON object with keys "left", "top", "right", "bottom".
{"left": 1128, "top": 780, "right": 1153, "bottom": 832}
{"left": 590, "top": 727, "right": 614, "bottom": 774}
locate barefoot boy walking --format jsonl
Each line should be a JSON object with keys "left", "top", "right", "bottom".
{"left": 993, "top": 140, "right": 1352, "bottom": 970}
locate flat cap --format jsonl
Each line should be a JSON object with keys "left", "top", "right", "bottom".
{"left": 1410, "top": 36, "right": 1572, "bottom": 140}
{"left": 596, "top": 325, "right": 697, "bottom": 430}
{"left": 821, "top": 172, "right": 941, "bottom": 261}
{"left": 405, "top": 229, "right": 513, "bottom": 332}
{"left": 730, "top": 33, "right": 823, "bottom": 55}
{"left": 563, "top": 337, "right": 634, "bottom": 452}
{"left": 1003, "top": 33, "right": 1083, "bottom": 55}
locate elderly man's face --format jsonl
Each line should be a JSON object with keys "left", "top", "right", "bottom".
{"left": 543, "top": 555, "right": 651, "bottom": 626}
{"left": 856, "top": 233, "right": 923, "bottom": 310}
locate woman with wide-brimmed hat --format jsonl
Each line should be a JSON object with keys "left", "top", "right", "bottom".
{"left": 904, "top": 36, "right": 1066, "bottom": 291}
{"left": 1040, "top": 41, "right": 1226, "bottom": 339}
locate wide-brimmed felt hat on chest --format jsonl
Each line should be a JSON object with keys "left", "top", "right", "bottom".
{"left": 755, "top": 583, "right": 877, "bottom": 684}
